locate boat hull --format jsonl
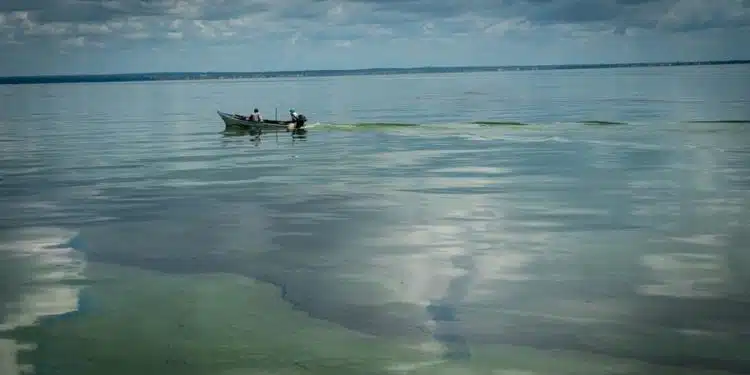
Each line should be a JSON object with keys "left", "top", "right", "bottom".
{"left": 217, "top": 111, "right": 298, "bottom": 131}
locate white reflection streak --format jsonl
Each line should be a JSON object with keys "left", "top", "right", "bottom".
{"left": 357, "top": 165, "right": 537, "bottom": 355}
{"left": 0, "top": 227, "right": 84, "bottom": 375}
{"left": 0, "top": 340, "right": 21, "bottom": 375}
{"left": 372, "top": 222, "right": 467, "bottom": 306}
{"left": 637, "top": 120, "right": 743, "bottom": 300}
{"left": 639, "top": 253, "right": 730, "bottom": 298}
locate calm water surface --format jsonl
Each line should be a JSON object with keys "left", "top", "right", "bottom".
{"left": 1, "top": 65, "right": 749, "bottom": 375}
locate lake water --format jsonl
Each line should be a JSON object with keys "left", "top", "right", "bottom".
{"left": 1, "top": 65, "right": 749, "bottom": 375}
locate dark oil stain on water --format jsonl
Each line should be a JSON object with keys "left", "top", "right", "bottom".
{"left": 2, "top": 65, "right": 750, "bottom": 374}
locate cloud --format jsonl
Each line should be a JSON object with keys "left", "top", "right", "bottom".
{"left": 657, "top": 0, "right": 750, "bottom": 31}
{"left": 0, "top": 0, "right": 271, "bottom": 23}
{"left": 0, "top": 0, "right": 748, "bottom": 75}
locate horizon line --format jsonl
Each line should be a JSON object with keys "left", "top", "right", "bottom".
{"left": 1, "top": 59, "right": 748, "bottom": 84}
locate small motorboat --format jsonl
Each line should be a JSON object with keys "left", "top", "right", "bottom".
{"left": 216, "top": 111, "right": 307, "bottom": 133}
{"left": 217, "top": 110, "right": 295, "bottom": 131}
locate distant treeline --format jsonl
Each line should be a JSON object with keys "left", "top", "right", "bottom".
{"left": 1, "top": 59, "right": 748, "bottom": 85}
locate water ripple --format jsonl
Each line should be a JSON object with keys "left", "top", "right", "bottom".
{"left": 1, "top": 66, "right": 750, "bottom": 374}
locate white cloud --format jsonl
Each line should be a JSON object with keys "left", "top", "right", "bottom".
{"left": 334, "top": 40, "right": 352, "bottom": 48}
{"left": 0, "top": 0, "right": 748, "bottom": 75}
{"left": 659, "top": 0, "right": 750, "bottom": 31}
{"left": 124, "top": 31, "right": 148, "bottom": 39}
{"left": 77, "top": 23, "right": 111, "bottom": 35}
{"left": 61, "top": 35, "right": 84, "bottom": 47}
{"left": 484, "top": 18, "right": 532, "bottom": 35}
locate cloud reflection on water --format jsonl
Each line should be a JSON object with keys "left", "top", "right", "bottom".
{"left": 0, "top": 67, "right": 748, "bottom": 373}
{"left": 0, "top": 227, "right": 84, "bottom": 375}
{"left": 52, "top": 117, "right": 750, "bottom": 371}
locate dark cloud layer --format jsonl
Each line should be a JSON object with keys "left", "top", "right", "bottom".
{"left": 341, "top": 0, "right": 750, "bottom": 32}
{"left": 0, "top": 0, "right": 748, "bottom": 75}
{"left": 1, "top": 0, "right": 271, "bottom": 23}
{"left": 2, "top": 0, "right": 748, "bottom": 31}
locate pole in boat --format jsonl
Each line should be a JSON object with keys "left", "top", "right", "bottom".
{"left": 274, "top": 108, "right": 279, "bottom": 142}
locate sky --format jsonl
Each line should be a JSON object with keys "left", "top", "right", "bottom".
{"left": 0, "top": 0, "right": 749, "bottom": 75}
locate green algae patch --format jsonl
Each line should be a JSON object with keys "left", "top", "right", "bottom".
{"left": 390, "top": 343, "right": 742, "bottom": 375}
{"left": 685, "top": 120, "right": 750, "bottom": 124}
{"left": 467, "top": 344, "right": 740, "bottom": 375}
{"left": 471, "top": 121, "right": 528, "bottom": 126}
{"left": 580, "top": 120, "right": 627, "bottom": 126}
{"left": 8, "top": 261, "right": 746, "bottom": 375}
{"left": 351, "top": 122, "right": 419, "bottom": 128}
{"left": 10, "top": 262, "right": 438, "bottom": 375}
{"left": 318, "top": 122, "right": 420, "bottom": 132}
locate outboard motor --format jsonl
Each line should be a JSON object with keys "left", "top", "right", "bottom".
{"left": 294, "top": 114, "right": 307, "bottom": 130}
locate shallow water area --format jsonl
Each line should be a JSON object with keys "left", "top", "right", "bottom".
{"left": 1, "top": 65, "right": 749, "bottom": 374}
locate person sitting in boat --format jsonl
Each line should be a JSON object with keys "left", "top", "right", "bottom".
{"left": 249, "top": 108, "right": 262, "bottom": 122}
{"left": 288, "top": 108, "right": 307, "bottom": 129}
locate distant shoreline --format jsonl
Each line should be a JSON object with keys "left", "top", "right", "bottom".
{"left": 1, "top": 59, "right": 748, "bottom": 85}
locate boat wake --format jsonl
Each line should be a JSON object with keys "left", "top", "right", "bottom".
{"left": 290, "top": 119, "right": 633, "bottom": 130}
{"left": 217, "top": 117, "right": 750, "bottom": 135}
